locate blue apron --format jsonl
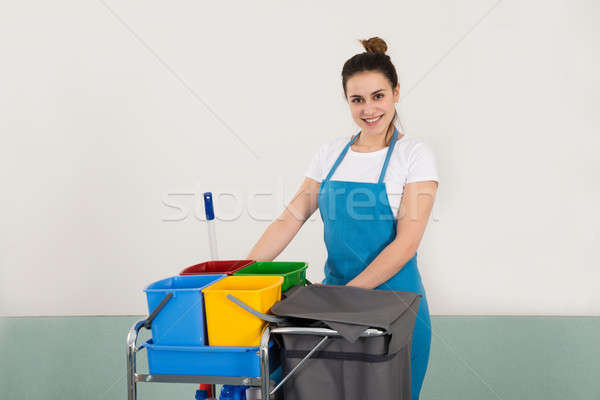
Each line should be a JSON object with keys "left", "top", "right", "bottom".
{"left": 318, "top": 126, "right": 432, "bottom": 399}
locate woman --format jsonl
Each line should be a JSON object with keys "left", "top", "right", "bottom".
{"left": 248, "top": 36, "right": 438, "bottom": 399}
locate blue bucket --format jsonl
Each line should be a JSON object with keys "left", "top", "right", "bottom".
{"left": 144, "top": 274, "right": 226, "bottom": 346}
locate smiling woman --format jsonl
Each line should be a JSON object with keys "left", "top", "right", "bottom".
{"left": 247, "top": 36, "right": 439, "bottom": 399}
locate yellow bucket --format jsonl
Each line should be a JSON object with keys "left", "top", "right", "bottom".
{"left": 201, "top": 275, "right": 284, "bottom": 346}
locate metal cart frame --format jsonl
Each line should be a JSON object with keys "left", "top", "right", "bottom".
{"left": 126, "top": 319, "right": 386, "bottom": 399}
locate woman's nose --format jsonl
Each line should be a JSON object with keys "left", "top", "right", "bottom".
{"left": 361, "top": 105, "right": 377, "bottom": 116}
{"left": 360, "top": 100, "right": 377, "bottom": 114}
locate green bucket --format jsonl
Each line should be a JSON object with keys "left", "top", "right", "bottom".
{"left": 233, "top": 261, "right": 308, "bottom": 292}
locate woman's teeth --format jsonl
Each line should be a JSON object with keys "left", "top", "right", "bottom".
{"left": 364, "top": 115, "right": 382, "bottom": 123}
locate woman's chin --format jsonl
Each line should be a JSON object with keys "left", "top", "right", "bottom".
{"left": 360, "top": 125, "right": 386, "bottom": 135}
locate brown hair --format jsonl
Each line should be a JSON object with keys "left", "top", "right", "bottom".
{"left": 342, "top": 37, "right": 402, "bottom": 145}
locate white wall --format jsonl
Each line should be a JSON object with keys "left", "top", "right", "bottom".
{"left": 1, "top": 0, "right": 598, "bottom": 316}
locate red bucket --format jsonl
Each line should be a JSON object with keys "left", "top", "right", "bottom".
{"left": 179, "top": 260, "right": 255, "bottom": 276}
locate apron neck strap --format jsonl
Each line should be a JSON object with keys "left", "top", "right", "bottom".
{"left": 323, "top": 126, "right": 399, "bottom": 183}
{"left": 378, "top": 126, "right": 399, "bottom": 183}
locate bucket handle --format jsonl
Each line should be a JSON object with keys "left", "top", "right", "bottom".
{"left": 143, "top": 292, "right": 173, "bottom": 329}
{"left": 226, "top": 294, "right": 287, "bottom": 324}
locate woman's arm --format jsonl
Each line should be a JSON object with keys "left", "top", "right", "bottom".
{"left": 346, "top": 180, "right": 438, "bottom": 289}
{"left": 247, "top": 177, "right": 320, "bottom": 261}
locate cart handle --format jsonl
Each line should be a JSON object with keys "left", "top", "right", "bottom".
{"left": 226, "top": 294, "right": 287, "bottom": 324}
{"left": 143, "top": 292, "right": 173, "bottom": 329}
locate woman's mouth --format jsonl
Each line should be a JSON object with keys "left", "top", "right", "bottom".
{"left": 362, "top": 114, "right": 383, "bottom": 126}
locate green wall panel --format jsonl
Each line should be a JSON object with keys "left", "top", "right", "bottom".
{"left": 1, "top": 316, "right": 598, "bottom": 399}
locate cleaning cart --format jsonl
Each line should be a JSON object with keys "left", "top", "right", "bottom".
{"left": 126, "top": 318, "right": 389, "bottom": 399}
{"left": 126, "top": 282, "right": 420, "bottom": 399}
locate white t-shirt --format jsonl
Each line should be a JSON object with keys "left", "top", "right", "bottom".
{"left": 305, "top": 132, "right": 440, "bottom": 217}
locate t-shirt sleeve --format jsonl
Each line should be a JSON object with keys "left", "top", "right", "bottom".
{"left": 406, "top": 142, "right": 440, "bottom": 184}
{"left": 305, "top": 144, "right": 325, "bottom": 182}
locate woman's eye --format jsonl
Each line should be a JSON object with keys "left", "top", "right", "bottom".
{"left": 351, "top": 94, "right": 382, "bottom": 103}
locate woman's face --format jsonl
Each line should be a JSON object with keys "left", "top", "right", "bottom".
{"left": 345, "top": 71, "right": 400, "bottom": 136}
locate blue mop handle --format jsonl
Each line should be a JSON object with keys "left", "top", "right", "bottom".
{"left": 203, "top": 192, "right": 218, "bottom": 260}
{"left": 203, "top": 192, "right": 215, "bottom": 221}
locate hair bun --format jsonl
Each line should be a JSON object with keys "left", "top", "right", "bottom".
{"left": 360, "top": 37, "right": 388, "bottom": 54}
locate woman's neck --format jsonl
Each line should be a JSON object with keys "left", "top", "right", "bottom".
{"left": 352, "top": 124, "right": 396, "bottom": 151}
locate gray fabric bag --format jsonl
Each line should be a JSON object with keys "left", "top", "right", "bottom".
{"left": 270, "top": 285, "right": 421, "bottom": 400}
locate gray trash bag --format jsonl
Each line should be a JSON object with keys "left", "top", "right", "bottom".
{"left": 271, "top": 285, "right": 421, "bottom": 400}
